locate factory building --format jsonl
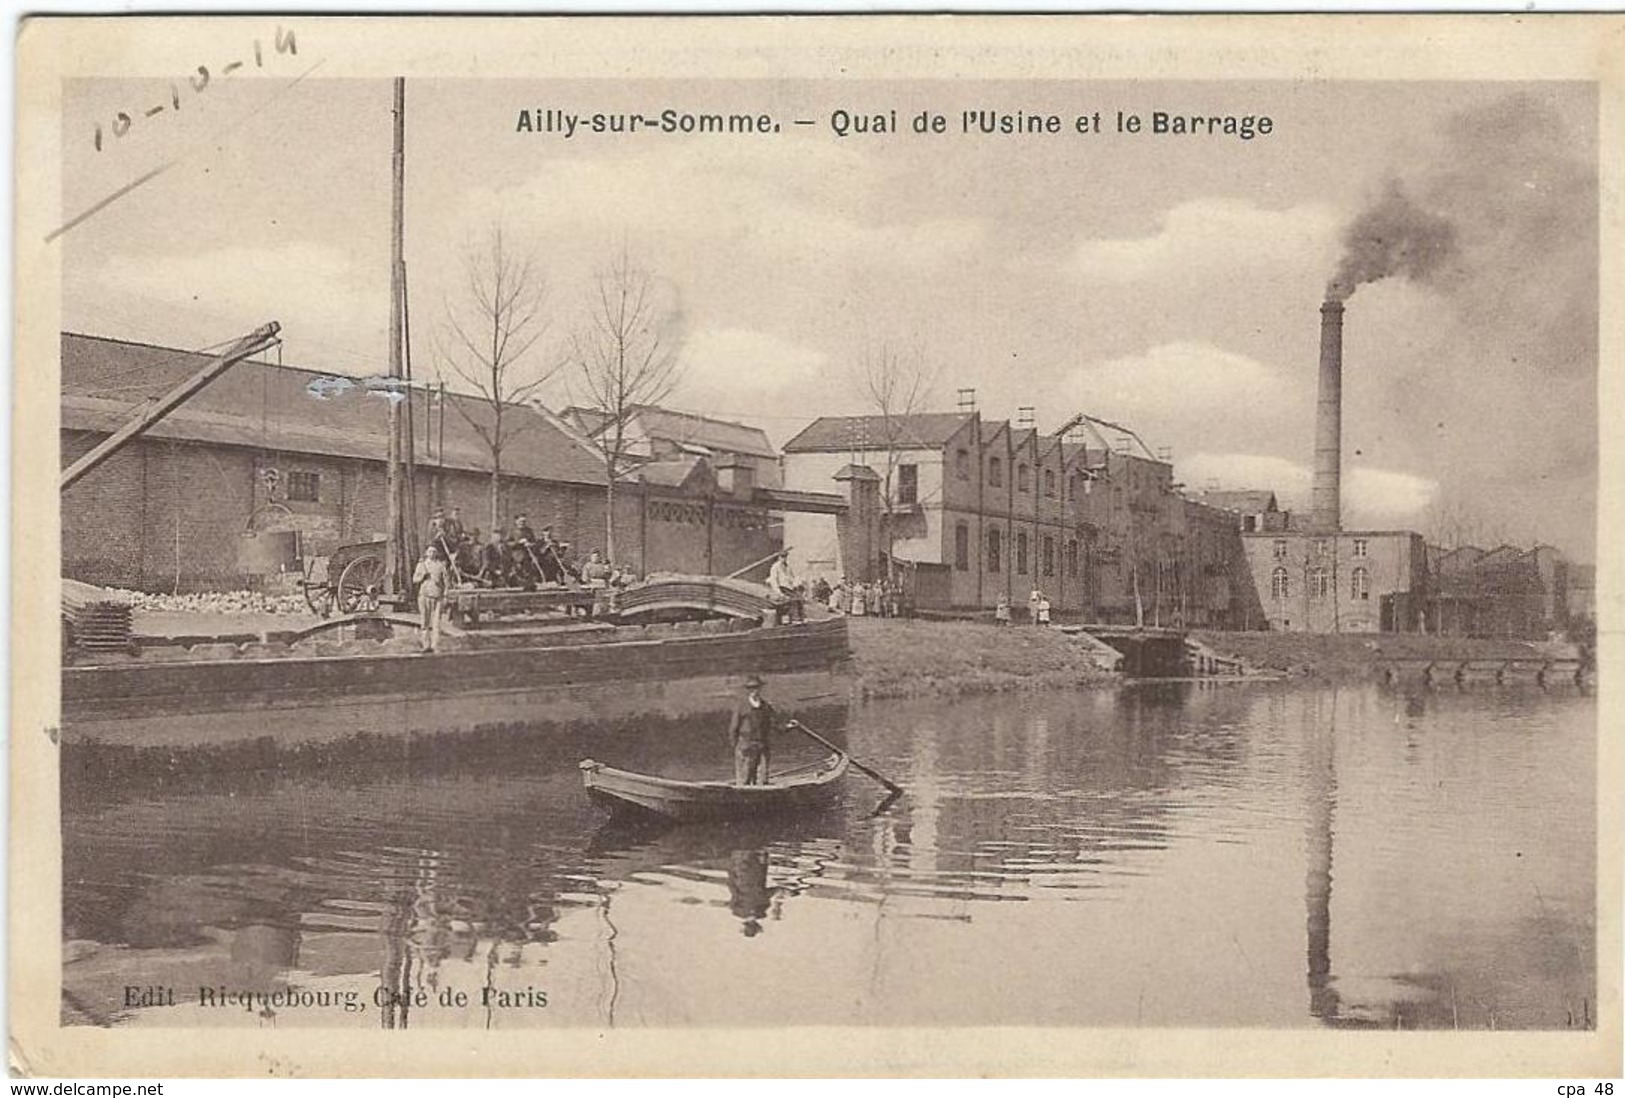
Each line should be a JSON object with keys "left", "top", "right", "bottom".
{"left": 1242, "top": 528, "right": 1429, "bottom": 634}
{"left": 1425, "top": 543, "right": 1577, "bottom": 639}
{"left": 1231, "top": 299, "right": 1433, "bottom": 634}
{"left": 781, "top": 405, "right": 1262, "bottom": 627}
{"left": 59, "top": 332, "right": 813, "bottom": 592}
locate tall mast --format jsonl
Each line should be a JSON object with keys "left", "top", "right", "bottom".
{"left": 386, "top": 77, "right": 410, "bottom": 593}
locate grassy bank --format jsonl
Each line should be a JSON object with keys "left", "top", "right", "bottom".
{"left": 847, "top": 617, "right": 1117, "bottom": 699}
{"left": 1192, "top": 629, "right": 1572, "bottom": 680}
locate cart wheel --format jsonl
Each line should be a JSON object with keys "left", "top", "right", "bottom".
{"left": 303, "top": 583, "right": 334, "bottom": 619}
{"left": 301, "top": 558, "right": 334, "bottom": 619}
{"left": 336, "top": 552, "right": 386, "bottom": 615}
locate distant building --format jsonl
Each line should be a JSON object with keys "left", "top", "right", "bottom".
{"left": 1423, "top": 542, "right": 1576, "bottom": 639}
{"left": 560, "top": 403, "right": 782, "bottom": 488}
{"left": 781, "top": 409, "right": 1261, "bottom": 626}
{"left": 1567, "top": 563, "right": 1595, "bottom": 621}
{"left": 1198, "top": 489, "right": 1281, "bottom": 534}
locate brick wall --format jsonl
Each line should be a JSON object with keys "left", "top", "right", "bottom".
{"left": 61, "top": 432, "right": 781, "bottom": 591}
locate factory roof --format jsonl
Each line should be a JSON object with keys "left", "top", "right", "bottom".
{"left": 784, "top": 412, "right": 974, "bottom": 453}
{"left": 633, "top": 455, "right": 712, "bottom": 491}
{"left": 1200, "top": 490, "right": 1280, "bottom": 515}
{"left": 563, "top": 403, "right": 778, "bottom": 460}
{"left": 60, "top": 331, "right": 609, "bottom": 486}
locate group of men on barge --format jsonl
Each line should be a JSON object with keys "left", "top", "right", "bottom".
{"left": 424, "top": 507, "right": 619, "bottom": 591}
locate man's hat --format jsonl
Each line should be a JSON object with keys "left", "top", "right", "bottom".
{"left": 743, "top": 674, "right": 765, "bottom": 689}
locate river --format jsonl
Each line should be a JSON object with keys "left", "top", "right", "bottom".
{"left": 60, "top": 681, "right": 1595, "bottom": 1030}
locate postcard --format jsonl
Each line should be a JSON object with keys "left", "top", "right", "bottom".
{"left": 11, "top": 13, "right": 1622, "bottom": 1079}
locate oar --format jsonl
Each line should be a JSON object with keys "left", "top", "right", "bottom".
{"left": 786, "top": 720, "right": 903, "bottom": 798}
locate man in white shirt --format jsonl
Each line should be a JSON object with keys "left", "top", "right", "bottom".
{"left": 767, "top": 549, "right": 804, "bottom": 624}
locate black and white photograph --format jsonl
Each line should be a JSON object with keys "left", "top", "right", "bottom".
{"left": 10, "top": 14, "right": 1622, "bottom": 1080}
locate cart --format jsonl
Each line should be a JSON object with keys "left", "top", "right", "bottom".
{"left": 300, "top": 539, "right": 393, "bottom": 618}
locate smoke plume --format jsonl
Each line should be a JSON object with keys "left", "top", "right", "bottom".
{"left": 1325, "top": 181, "right": 1457, "bottom": 303}
{"left": 1328, "top": 91, "right": 1597, "bottom": 557}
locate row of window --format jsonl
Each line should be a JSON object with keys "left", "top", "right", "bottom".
{"left": 952, "top": 523, "right": 1080, "bottom": 578}
{"left": 1270, "top": 566, "right": 1371, "bottom": 600}
{"left": 1272, "top": 537, "right": 1369, "bottom": 559}
{"left": 947, "top": 451, "right": 1086, "bottom": 499}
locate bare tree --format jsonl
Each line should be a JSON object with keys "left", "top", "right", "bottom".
{"left": 570, "top": 248, "right": 684, "bottom": 565}
{"left": 1422, "top": 492, "right": 1509, "bottom": 551}
{"left": 435, "top": 226, "right": 557, "bottom": 531}
{"left": 856, "top": 342, "right": 936, "bottom": 582}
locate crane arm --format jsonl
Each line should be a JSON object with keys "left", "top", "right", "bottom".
{"left": 61, "top": 322, "right": 281, "bottom": 492}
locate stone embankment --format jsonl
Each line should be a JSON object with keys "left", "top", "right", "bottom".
{"left": 1191, "top": 630, "right": 1585, "bottom": 682}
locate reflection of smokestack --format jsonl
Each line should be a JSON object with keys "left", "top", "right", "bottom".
{"left": 1311, "top": 300, "right": 1345, "bottom": 532}
{"left": 1306, "top": 694, "right": 1339, "bottom": 1022}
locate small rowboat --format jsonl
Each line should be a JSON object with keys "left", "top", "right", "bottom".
{"left": 578, "top": 752, "right": 850, "bottom": 822}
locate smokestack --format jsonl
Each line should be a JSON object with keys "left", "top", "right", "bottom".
{"left": 1311, "top": 300, "right": 1344, "bottom": 532}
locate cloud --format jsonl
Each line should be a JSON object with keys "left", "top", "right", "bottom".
{"left": 1179, "top": 450, "right": 1437, "bottom": 525}
{"left": 678, "top": 326, "right": 829, "bottom": 399}
{"left": 1063, "top": 342, "right": 1305, "bottom": 456}
{"left": 87, "top": 243, "right": 389, "bottom": 370}
{"left": 460, "top": 144, "right": 987, "bottom": 276}
{"left": 1068, "top": 199, "right": 1339, "bottom": 285}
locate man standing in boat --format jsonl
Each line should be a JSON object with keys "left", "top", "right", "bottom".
{"left": 727, "top": 674, "right": 780, "bottom": 785}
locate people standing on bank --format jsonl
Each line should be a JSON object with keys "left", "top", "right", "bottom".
{"left": 1028, "top": 587, "right": 1041, "bottom": 625}
{"left": 995, "top": 590, "right": 1011, "bottom": 626}
{"left": 1037, "top": 591, "right": 1052, "bottom": 627}
{"left": 413, "top": 544, "right": 451, "bottom": 653}
{"left": 727, "top": 675, "right": 781, "bottom": 785}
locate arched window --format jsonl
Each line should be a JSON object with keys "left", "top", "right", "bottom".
{"left": 955, "top": 448, "right": 970, "bottom": 479}
{"left": 1066, "top": 539, "right": 1079, "bottom": 577}
{"left": 1016, "top": 531, "right": 1029, "bottom": 575}
{"left": 1351, "top": 566, "right": 1371, "bottom": 601}
{"left": 1042, "top": 535, "right": 1055, "bottom": 576}
{"left": 954, "top": 523, "right": 970, "bottom": 571}
{"left": 1308, "top": 567, "right": 1330, "bottom": 599}
{"left": 987, "top": 528, "right": 1002, "bottom": 573}
{"left": 1017, "top": 463, "right": 1030, "bottom": 492}
{"left": 988, "top": 456, "right": 1003, "bottom": 487}
{"left": 1270, "top": 567, "right": 1290, "bottom": 600}
{"left": 1044, "top": 468, "right": 1056, "bottom": 497}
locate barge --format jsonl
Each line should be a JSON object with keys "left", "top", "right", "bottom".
{"left": 60, "top": 615, "right": 851, "bottom": 761}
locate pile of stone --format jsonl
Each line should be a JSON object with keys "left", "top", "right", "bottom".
{"left": 112, "top": 589, "right": 312, "bottom": 615}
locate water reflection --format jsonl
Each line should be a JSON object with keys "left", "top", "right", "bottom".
{"left": 62, "top": 683, "right": 1595, "bottom": 1030}
{"left": 1305, "top": 690, "right": 1338, "bottom": 1023}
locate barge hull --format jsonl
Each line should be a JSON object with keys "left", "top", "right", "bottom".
{"left": 62, "top": 619, "right": 849, "bottom": 751}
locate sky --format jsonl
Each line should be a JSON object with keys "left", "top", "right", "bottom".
{"left": 59, "top": 76, "right": 1598, "bottom": 559}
